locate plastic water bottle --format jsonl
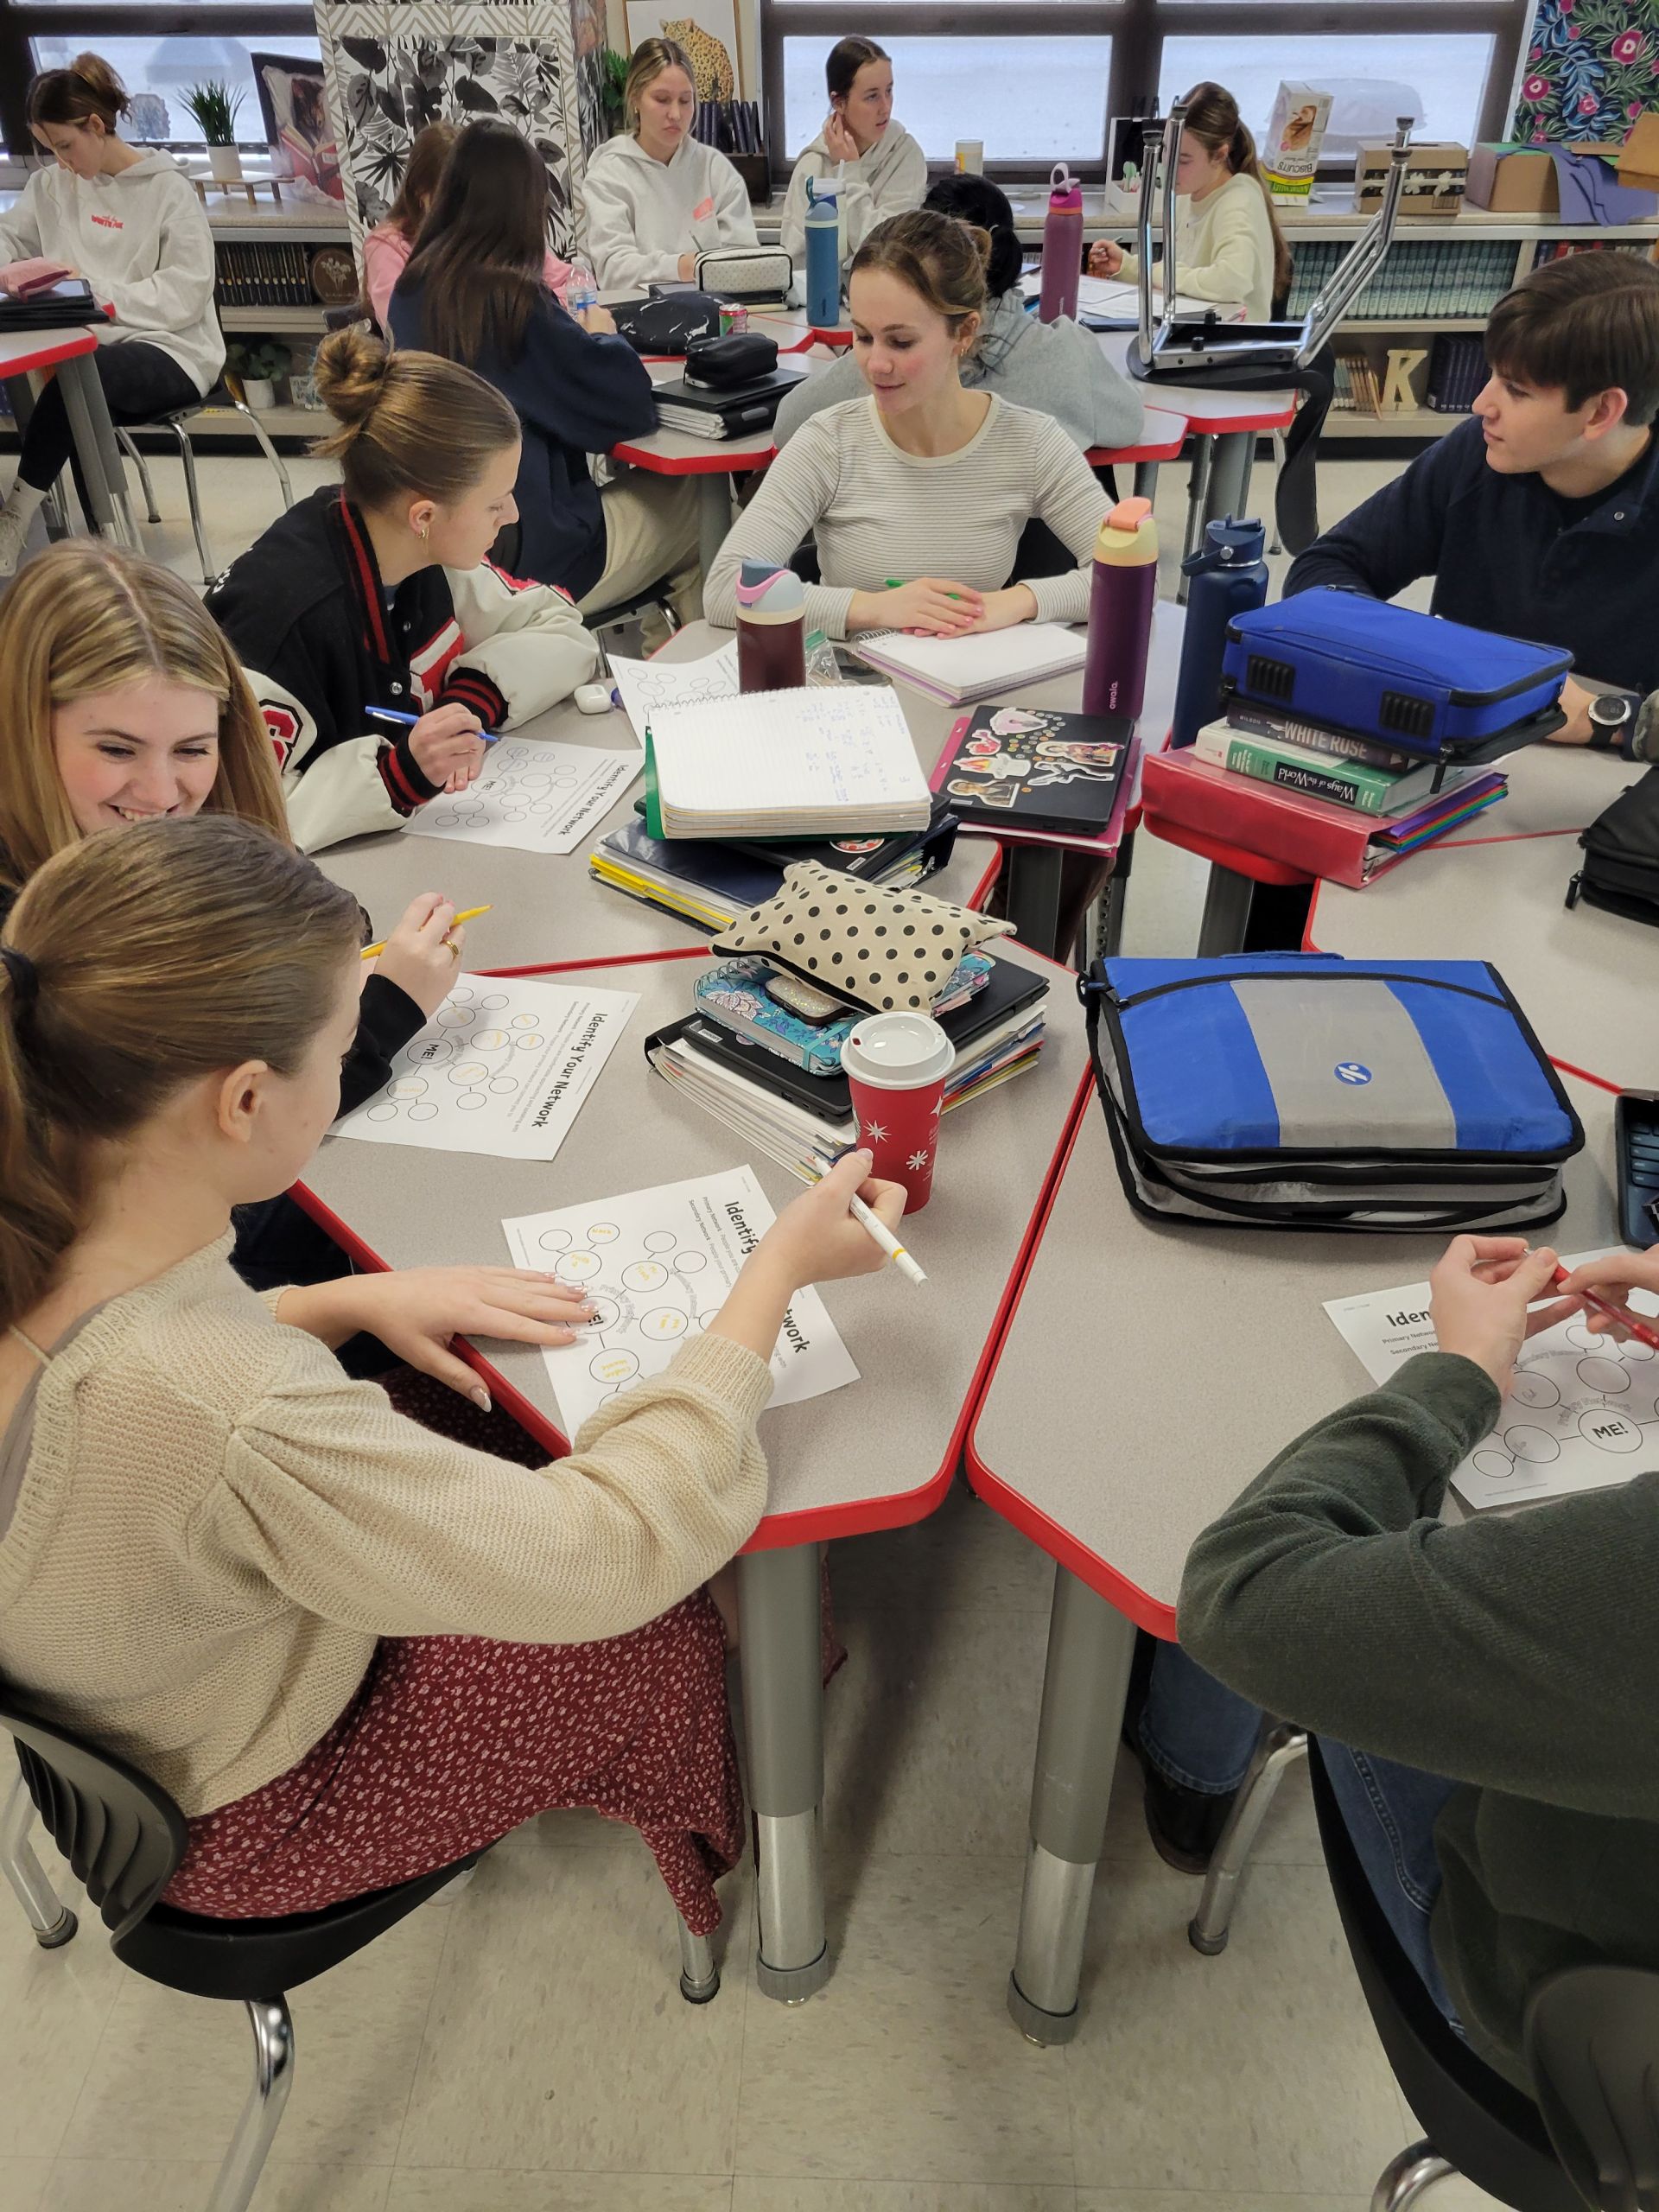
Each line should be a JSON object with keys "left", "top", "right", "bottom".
{"left": 1038, "top": 164, "right": 1084, "bottom": 325}
{"left": 805, "top": 178, "right": 841, "bottom": 329}
{"left": 566, "top": 257, "right": 598, "bottom": 318}
{"left": 1082, "top": 495, "right": 1159, "bottom": 721}
{"left": 735, "top": 560, "right": 807, "bottom": 692}
{"left": 1171, "top": 517, "right": 1269, "bottom": 748}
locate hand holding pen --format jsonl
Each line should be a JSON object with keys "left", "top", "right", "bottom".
{"left": 368, "top": 702, "right": 496, "bottom": 796}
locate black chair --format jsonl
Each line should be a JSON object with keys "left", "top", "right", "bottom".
{"left": 1308, "top": 1739, "right": 1659, "bottom": 2212}
{"left": 1, "top": 1690, "right": 721, "bottom": 2212}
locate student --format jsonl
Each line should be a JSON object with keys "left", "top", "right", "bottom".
{"left": 207, "top": 327, "right": 598, "bottom": 854}
{"left": 389, "top": 118, "right": 699, "bottom": 629}
{"left": 360, "top": 122, "right": 458, "bottom": 332}
{"left": 706, "top": 211, "right": 1111, "bottom": 641}
{"left": 1287, "top": 251, "right": 1659, "bottom": 747}
{"left": 1088, "top": 80, "right": 1289, "bottom": 325}
{"left": 0, "top": 813, "right": 905, "bottom": 1928}
{"left": 1179, "top": 1232, "right": 1659, "bottom": 2092}
{"left": 0, "top": 53, "right": 222, "bottom": 578}
{"left": 776, "top": 174, "right": 1144, "bottom": 456}
{"left": 779, "top": 37, "right": 926, "bottom": 269}
{"left": 582, "top": 38, "right": 759, "bottom": 291}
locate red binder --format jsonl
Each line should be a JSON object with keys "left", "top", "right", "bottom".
{"left": 1141, "top": 749, "right": 1505, "bottom": 890}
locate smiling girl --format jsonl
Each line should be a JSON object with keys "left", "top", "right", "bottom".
{"left": 706, "top": 209, "right": 1111, "bottom": 640}
{"left": 207, "top": 327, "right": 599, "bottom": 853}
{"left": 779, "top": 37, "right": 925, "bottom": 268}
{"left": 582, "top": 37, "right": 759, "bottom": 290}
{"left": 0, "top": 53, "right": 221, "bottom": 577}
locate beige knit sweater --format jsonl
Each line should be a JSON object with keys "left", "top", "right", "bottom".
{"left": 0, "top": 1236, "right": 773, "bottom": 1815}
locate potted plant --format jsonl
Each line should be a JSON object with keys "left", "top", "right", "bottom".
{"left": 227, "top": 340, "right": 290, "bottom": 411}
{"left": 182, "top": 80, "right": 246, "bottom": 183}
{"left": 601, "top": 48, "right": 630, "bottom": 136}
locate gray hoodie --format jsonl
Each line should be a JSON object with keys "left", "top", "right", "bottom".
{"left": 779, "top": 121, "right": 927, "bottom": 265}
{"left": 773, "top": 288, "right": 1145, "bottom": 456}
{"left": 0, "top": 149, "right": 222, "bottom": 393}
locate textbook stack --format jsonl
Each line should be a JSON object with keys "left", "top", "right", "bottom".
{"left": 1333, "top": 353, "right": 1383, "bottom": 416}
{"left": 213, "top": 240, "right": 332, "bottom": 308}
{"left": 1424, "top": 333, "right": 1489, "bottom": 413}
{"left": 1284, "top": 236, "right": 1523, "bottom": 321}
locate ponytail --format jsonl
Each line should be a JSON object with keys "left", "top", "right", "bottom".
{"left": 1181, "top": 81, "right": 1294, "bottom": 308}
{"left": 0, "top": 818, "right": 361, "bottom": 1334}
{"left": 27, "top": 51, "right": 130, "bottom": 134}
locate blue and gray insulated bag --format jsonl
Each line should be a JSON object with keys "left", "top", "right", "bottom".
{"left": 1083, "top": 953, "right": 1583, "bottom": 1231}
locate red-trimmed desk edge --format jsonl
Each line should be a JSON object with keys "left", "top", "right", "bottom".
{"left": 292, "top": 941, "right": 1092, "bottom": 1554}
{"left": 610, "top": 434, "right": 777, "bottom": 476}
{"left": 0, "top": 326, "right": 99, "bottom": 378}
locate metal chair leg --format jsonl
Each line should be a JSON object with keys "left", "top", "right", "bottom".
{"left": 0, "top": 1770, "right": 77, "bottom": 1948}
{"left": 116, "top": 426, "right": 162, "bottom": 524}
{"left": 166, "top": 420, "right": 216, "bottom": 588}
{"left": 206, "top": 1996, "right": 295, "bottom": 2212}
{"left": 1188, "top": 1721, "right": 1308, "bottom": 1955}
{"left": 1268, "top": 430, "right": 1287, "bottom": 556}
{"left": 678, "top": 1914, "right": 720, "bottom": 2004}
{"left": 1371, "top": 2139, "right": 1456, "bottom": 2212}
{"left": 41, "top": 480, "right": 70, "bottom": 540}
{"left": 232, "top": 398, "right": 294, "bottom": 509}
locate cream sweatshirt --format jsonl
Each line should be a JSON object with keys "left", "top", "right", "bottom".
{"left": 1119, "top": 169, "right": 1278, "bottom": 322}
{"left": 582, "top": 133, "right": 758, "bottom": 291}
{"left": 0, "top": 1236, "right": 772, "bottom": 1815}
{"left": 779, "top": 122, "right": 927, "bottom": 265}
{"left": 0, "top": 149, "right": 223, "bottom": 392}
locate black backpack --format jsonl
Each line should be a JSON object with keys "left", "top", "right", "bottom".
{"left": 1566, "top": 767, "right": 1659, "bottom": 925}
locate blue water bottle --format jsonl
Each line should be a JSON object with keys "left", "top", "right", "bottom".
{"left": 804, "top": 177, "right": 841, "bottom": 328}
{"left": 1170, "top": 516, "right": 1269, "bottom": 747}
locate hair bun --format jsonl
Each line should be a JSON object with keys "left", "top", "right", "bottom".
{"left": 313, "top": 326, "right": 393, "bottom": 431}
{"left": 71, "top": 52, "right": 130, "bottom": 115}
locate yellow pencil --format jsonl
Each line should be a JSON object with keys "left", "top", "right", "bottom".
{"left": 360, "top": 903, "right": 493, "bottom": 960}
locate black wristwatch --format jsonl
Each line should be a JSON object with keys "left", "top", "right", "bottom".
{"left": 1587, "top": 691, "right": 1640, "bottom": 754}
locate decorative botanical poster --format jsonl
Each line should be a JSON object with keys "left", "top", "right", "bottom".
{"left": 315, "top": 3, "right": 591, "bottom": 258}
{"left": 1511, "top": 0, "right": 1659, "bottom": 143}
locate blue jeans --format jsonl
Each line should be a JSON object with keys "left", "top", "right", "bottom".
{"left": 1138, "top": 1643, "right": 1462, "bottom": 2027}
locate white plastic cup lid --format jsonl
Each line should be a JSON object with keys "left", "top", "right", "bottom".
{"left": 840, "top": 1010, "right": 955, "bottom": 1090}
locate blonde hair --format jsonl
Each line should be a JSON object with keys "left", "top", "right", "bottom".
{"left": 624, "top": 38, "right": 696, "bottom": 132}
{"left": 1181, "top": 81, "right": 1293, "bottom": 305}
{"left": 0, "top": 818, "right": 361, "bottom": 1333}
{"left": 309, "top": 325, "right": 521, "bottom": 508}
{"left": 850, "top": 210, "right": 990, "bottom": 351}
{"left": 27, "top": 50, "right": 130, "bottom": 133}
{"left": 0, "top": 540, "right": 289, "bottom": 898}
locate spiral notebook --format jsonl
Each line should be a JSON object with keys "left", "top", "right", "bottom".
{"left": 641, "top": 684, "right": 931, "bottom": 839}
{"left": 849, "top": 623, "right": 1088, "bottom": 706}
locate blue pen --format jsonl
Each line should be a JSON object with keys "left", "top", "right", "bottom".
{"left": 366, "top": 704, "right": 499, "bottom": 744}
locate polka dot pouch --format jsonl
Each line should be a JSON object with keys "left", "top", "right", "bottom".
{"left": 709, "top": 862, "right": 1013, "bottom": 1014}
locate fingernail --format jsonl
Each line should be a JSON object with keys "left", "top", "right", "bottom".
{"left": 469, "top": 1383, "right": 492, "bottom": 1414}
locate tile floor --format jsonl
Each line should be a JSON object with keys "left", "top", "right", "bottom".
{"left": 0, "top": 442, "right": 1500, "bottom": 2212}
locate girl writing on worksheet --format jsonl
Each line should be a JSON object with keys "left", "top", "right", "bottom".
{"left": 207, "top": 327, "right": 598, "bottom": 854}
{"left": 389, "top": 118, "right": 700, "bottom": 633}
{"left": 779, "top": 38, "right": 926, "bottom": 269}
{"left": 0, "top": 812, "right": 905, "bottom": 1932}
{"left": 1090, "top": 81, "right": 1290, "bottom": 324}
{"left": 706, "top": 210, "right": 1111, "bottom": 641}
{"left": 0, "top": 53, "right": 221, "bottom": 579}
{"left": 582, "top": 37, "right": 759, "bottom": 291}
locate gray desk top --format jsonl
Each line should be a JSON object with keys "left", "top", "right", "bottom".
{"left": 967, "top": 1074, "right": 1615, "bottom": 1630}
{"left": 1443, "top": 741, "right": 1611, "bottom": 843}
{"left": 301, "top": 943, "right": 1090, "bottom": 1542}
{"left": 1307, "top": 831, "right": 1656, "bottom": 1090}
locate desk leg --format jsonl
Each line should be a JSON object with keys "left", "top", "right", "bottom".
{"left": 1003, "top": 844, "right": 1066, "bottom": 964}
{"left": 696, "top": 475, "right": 734, "bottom": 582}
{"left": 1008, "top": 1566, "right": 1135, "bottom": 2044}
{"left": 1093, "top": 828, "right": 1134, "bottom": 963}
{"left": 1131, "top": 461, "right": 1160, "bottom": 504}
{"left": 56, "top": 355, "right": 127, "bottom": 545}
{"left": 1196, "top": 863, "right": 1255, "bottom": 956}
{"left": 739, "top": 1542, "right": 830, "bottom": 2003}
{"left": 1179, "top": 437, "right": 1213, "bottom": 588}
{"left": 1201, "top": 430, "right": 1254, "bottom": 531}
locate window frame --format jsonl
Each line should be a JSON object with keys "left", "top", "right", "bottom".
{"left": 760, "top": 0, "right": 1534, "bottom": 187}
{"left": 0, "top": 3, "right": 319, "bottom": 155}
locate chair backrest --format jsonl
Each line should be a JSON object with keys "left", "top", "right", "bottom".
{"left": 1525, "top": 1966, "right": 1659, "bottom": 2212}
{"left": 0, "top": 1691, "right": 188, "bottom": 1945}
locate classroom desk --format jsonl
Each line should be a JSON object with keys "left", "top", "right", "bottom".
{"left": 298, "top": 941, "right": 1091, "bottom": 2002}
{"left": 313, "top": 630, "right": 1000, "bottom": 970}
{"left": 964, "top": 1070, "right": 1618, "bottom": 2044}
{"left": 0, "top": 322, "right": 135, "bottom": 549}
{"left": 1307, "top": 826, "right": 1656, "bottom": 1091}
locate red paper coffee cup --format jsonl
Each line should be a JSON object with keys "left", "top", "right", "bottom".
{"left": 840, "top": 1011, "right": 955, "bottom": 1210}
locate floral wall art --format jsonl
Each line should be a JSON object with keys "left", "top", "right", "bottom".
{"left": 1511, "top": 0, "right": 1659, "bottom": 143}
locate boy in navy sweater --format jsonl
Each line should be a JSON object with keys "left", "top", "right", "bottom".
{"left": 1287, "top": 252, "right": 1659, "bottom": 758}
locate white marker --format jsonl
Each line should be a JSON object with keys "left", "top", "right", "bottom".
{"left": 847, "top": 1189, "right": 927, "bottom": 1287}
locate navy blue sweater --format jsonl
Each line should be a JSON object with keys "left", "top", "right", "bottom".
{"left": 388, "top": 277, "right": 658, "bottom": 602}
{"left": 1285, "top": 415, "right": 1659, "bottom": 696}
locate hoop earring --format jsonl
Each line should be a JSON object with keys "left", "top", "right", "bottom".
{"left": 419, "top": 519, "right": 430, "bottom": 546}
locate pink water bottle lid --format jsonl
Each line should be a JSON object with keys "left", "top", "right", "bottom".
{"left": 1048, "top": 162, "right": 1083, "bottom": 212}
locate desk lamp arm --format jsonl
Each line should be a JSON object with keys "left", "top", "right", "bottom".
{"left": 1299, "top": 119, "right": 1413, "bottom": 365}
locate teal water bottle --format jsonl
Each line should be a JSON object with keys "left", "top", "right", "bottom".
{"left": 805, "top": 177, "right": 841, "bottom": 328}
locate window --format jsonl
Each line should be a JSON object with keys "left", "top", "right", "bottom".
{"left": 760, "top": 1, "right": 1535, "bottom": 183}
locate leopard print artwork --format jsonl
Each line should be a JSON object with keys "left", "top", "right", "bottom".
{"left": 662, "top": 18, "right": 735, "bottom": 105}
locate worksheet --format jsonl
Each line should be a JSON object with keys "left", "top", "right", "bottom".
{"left": 404, "top": 739, "right": 641, "bottom": 855}
{"left": 1325, "top": 1249, "right": 1659, "bottom": 1510}
{"left": 502, "top": 1165, "right": 860, "bottom": 1432}
{"left": 334, "top": 975, "right": 637, "bottom": 1160}
{"left": 608, "top": 640, "right": 739, "bottom": 744}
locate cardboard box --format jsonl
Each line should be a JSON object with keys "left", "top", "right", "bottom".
{"left": 1619, "top": 110, "right": 1659, "bottom": 191}
{"left": 1355, "top": 141, "right": 1469, "bottom": 219}
{"left": 1262, "top": 82, "right": 1332, "bottom": 202}
{"left": 1465, "top": 143, "right": 1566, "bottom": 214}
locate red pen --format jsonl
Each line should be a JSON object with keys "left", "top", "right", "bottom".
{"left": 1551, "top": 1264, "right": 1659, "bottom": 1353}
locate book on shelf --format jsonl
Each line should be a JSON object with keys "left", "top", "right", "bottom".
{"left": 1192, "top": 718, "right": 1469, "bottom": 816}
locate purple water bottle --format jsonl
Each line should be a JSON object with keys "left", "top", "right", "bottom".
{"left": 1082, "top": 496, "right": 1159, "bottom": 721}
{"left": 1038, "top": 163, "right": 1083, "bottom": 324}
